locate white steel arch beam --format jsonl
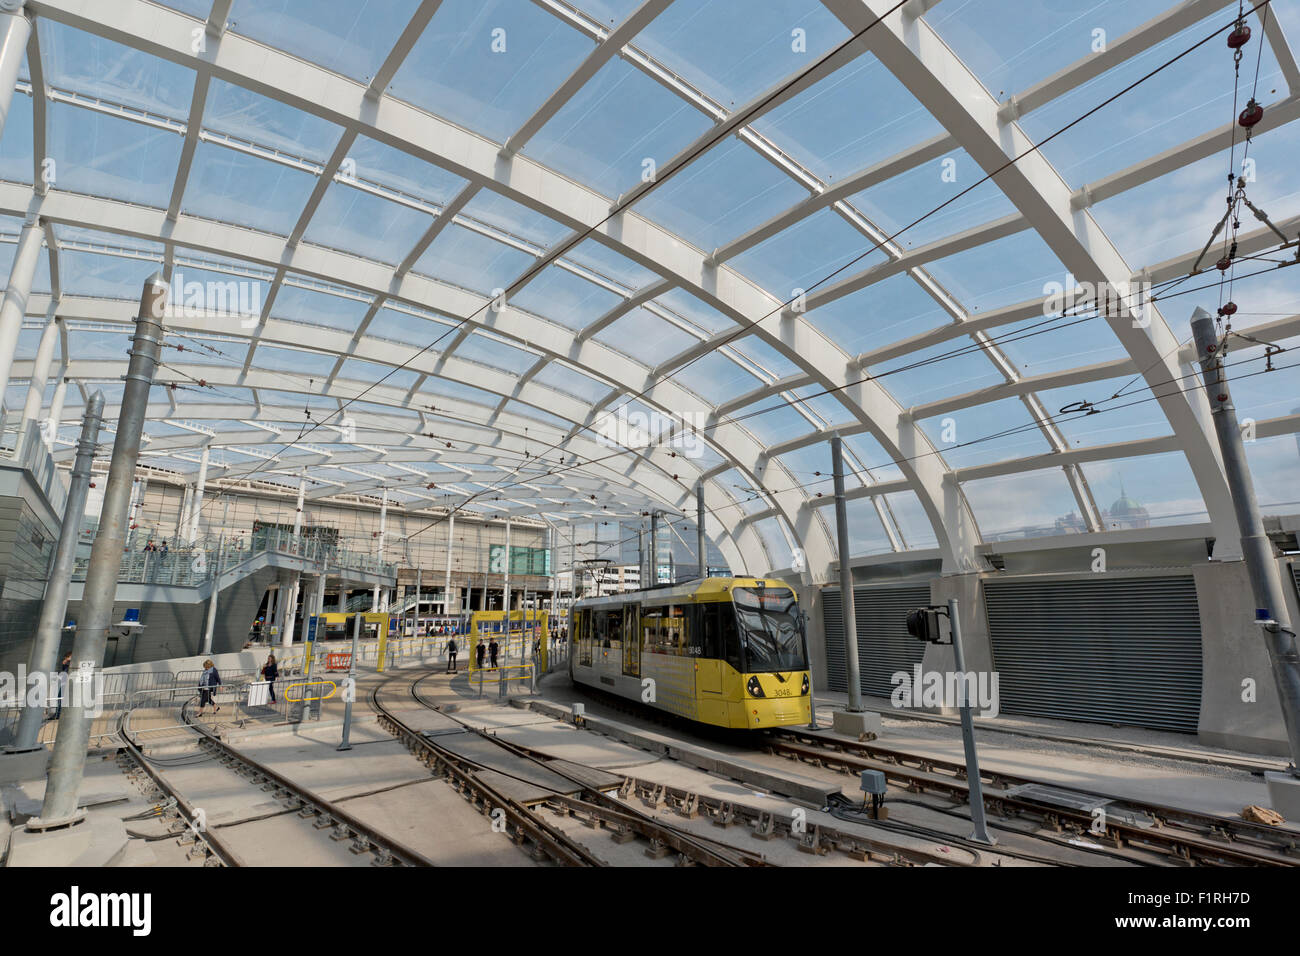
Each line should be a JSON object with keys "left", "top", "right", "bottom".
{"left": 43, "top": 364, "right": 766, "bottom": 574}
{"left": 822, "top": 0, "right": 1241, "bottom": 556}
{"left": 27, "top": 0, "right": 977, "bottom": 575}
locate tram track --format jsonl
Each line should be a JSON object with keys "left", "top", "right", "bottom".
{"left": 768, "top": 729, "right": 1300, "bottom": 867}
{"left": 116, "top": 712, "right": 243, "bottom": 867}
{"left": 406, "top": 673, "right": 770, "bottom": 866}
{"left": 116, "top": 696, "right": 437, "bottom": 867}
{"left": 390, "top": 671, "right": 1018, "bottom": 866}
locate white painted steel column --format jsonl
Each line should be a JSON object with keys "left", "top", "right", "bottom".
{"left": 0, "top": 219, "right": 44, "bottom": 425}
{"left": 503, "top": 518, "right": 511, "bottom": 613}
{"left": 178, "top": 483, "right": 193, "bottom": 544}
{"left": 188, "top": 445, "right": 209, "bottom": 544}
{"left": 372, "top": 488, "right": 387, "bottom": 611}
{"left": 13, "top": 392, "right": 103, "bottom": 751}
{"left": 444, "top": 511, "right": 455, "bottom": 616}
{"left": 0, "top": 3, "right": 31, "bottom": 142}
{"left": 15, "top": 316, "right": 58, "bottom": 459}
{"left": 200, "top": 498, "right": 230, "bottom": 655}
{"left": 44, "top": 375, "right": 67, "bottom": 449}
{"left": 293, "top": 478, "right": 305, "bottom": 540}
{"left": 831, "top": 436, "right": 864, "bottom": 713}
{"left": 281, "top": 573, "right": 300, "bottom": 649}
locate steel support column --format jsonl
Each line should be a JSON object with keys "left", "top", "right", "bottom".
{"left": 503, "top": 518, "right": 511, "bottom": 613}
{"left": 0, "top": 3, "right": 30, "bottom": 142}
{"left": 15, "top": 316, "right": 58, "bottom": 460}
{"left": 12, "top": 391, "right": 103, "bottom": 751}
{"left": 36, "top": 275, "right": 166, "bottom": 827}
{"left": 372, "top": 487, "right": 387, "bottom": 611}
{"left": 187, "top": 445, "right": 209, "bottom": 544}
{"left": 444, "top": 511, "right": 455, "bottom": 616}
{"left": 831, "top": 436, "right": 864, "bottom": 713}
{"left": 697, "top": 483, "right": 707, "bottom": 580}
{"left": 43, "top": 375, "right": 67, "bottom": 450}
{"left": 0, "top": 219, "right": 44, "bottom": 422}
{"left": 1191, "top": 308, "right": 1300, "bottom": 773}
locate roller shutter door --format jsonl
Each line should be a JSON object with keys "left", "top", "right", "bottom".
{"left": 984, "top": 576, "right": 1202, "bottom": 733}
{"left": 823, "top": 585, "right": 930, "bottom": 698}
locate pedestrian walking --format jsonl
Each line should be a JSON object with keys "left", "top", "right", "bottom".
{"left": 446, "top": 637, "right": 458, "bottom": 673}
{"left": 475, "top": 639, "right": 486, "bottom": 670}
{"left": 261, "top": 653, "right": 279, "bottom": 703}
{"left": 197, "top": 659, "right": 222, "bottom": 716}
{"left": 488, "top": 638, "right": 499, "bottom": 669}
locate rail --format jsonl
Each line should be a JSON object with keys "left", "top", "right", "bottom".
{"left": 768, "top": 729, "right": 1300, "bottom": 867}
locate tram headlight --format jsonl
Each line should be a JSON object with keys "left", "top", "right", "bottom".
{"left": 746, "top": 675, "right": 765, "bottom": 698}
{"left": 801, "top": 674, "right": 810, "bottom": 696}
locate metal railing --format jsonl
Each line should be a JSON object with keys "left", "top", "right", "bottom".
{"left": 69, "top": 527, "right": 397, "bottom": 587}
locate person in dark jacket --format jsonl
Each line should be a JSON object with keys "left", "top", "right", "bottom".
{"left": 197, "top": 659, "right": 222, "bottom": 716}
{"left": 488, "top": 638, "right": 499, "bottom": 669}
{"left": 475, "top": 639, "right": 485, "bottom": 670}
{"left": 261, "top": 653, "right": 279, "bottom": 703}
{"left": 53, "top": 653, "right": 71, "bottom": 718}
{"left": 446, "top": 637, "right": 458, "bottom": 674}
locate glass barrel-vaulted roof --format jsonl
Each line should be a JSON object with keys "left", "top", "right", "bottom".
{"left": 4, "top": 0, "right": 1300, "bottom": 579}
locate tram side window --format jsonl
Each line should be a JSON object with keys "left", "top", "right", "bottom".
{"left": 605, "top": 610, "right": 622, "bottom": 647}
{"left": 643, "top": 606, "right": 666, "bottom": 654}
{"left": 701, "top": 603, "right": 744, "bottom": 672}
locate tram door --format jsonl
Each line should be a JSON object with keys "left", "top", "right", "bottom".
{"left": 622, "top": 605, "right": 640, "bottom": 677}
{"left": 577, "top": 610, "right": 593, "bottom": 666}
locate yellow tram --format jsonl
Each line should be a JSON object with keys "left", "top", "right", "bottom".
{"left": 569, "top": 577, "right": 810, "bottom": 729}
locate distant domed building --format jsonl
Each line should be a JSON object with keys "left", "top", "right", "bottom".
{"left": 1105, "top": 484, "right": 1150, "bottom": 529}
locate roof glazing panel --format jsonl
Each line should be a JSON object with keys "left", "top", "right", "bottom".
{"left": 1015, "top": 11, "right": 1284, "bottom": 190}
{"left": 508, "top": 264, "right": 625, "bottom": 331}
{"left": 916, "top": 397, "right": 1052, "bottom": 469}
{"left": 49, "top": 103, "right": 182, "bottom": 207}
{"left": 40, "top": 21, "right": 196, "bottom": 120}
{"left": 412, "top": 223, "right": 535, "bottom": 296}
{"left": 1082, "top": 452, "right": 1208, "bottom": 528}
{"left": 633, "top": 137, "right": 809, "bottom": 253}
{"left": 182, "top": 141, "right": 317, "bottom": 235}
{"left": 228, "top": 0, "right": 424, "bottom": 84}
{"left": 752, "top": 52, "right": 943, "bottom": 182}
{"left": 389, "top": 0, "right": 595, "bottom": 144}
{"left": 805, "top": 272, "right": 951, "bottom": 355}
{"left": 728, "top": 207, "right": 890, "bottom": 299}
{"left": 1244, "top": 434, "right": 1300, "bottom": 515}
{"left": 524, "top": 58, "right": 713, "bottom": 199}
{"left": 927, "top": 0, "right": 1174, "bottom": 100}
{"left": 271, "top": 284, "right": 369, "bottom": 332}
{"left": 303, "top": 180, "right": 434, "bottom": 265}
{"left": 0, "top": 92, "right": 33, "bottom": 184}
{"left": 962, "top": 467, "right": 1082, "bottom": 541}
{"left": 631, "top": 0, "right": 847, "bottom": 107}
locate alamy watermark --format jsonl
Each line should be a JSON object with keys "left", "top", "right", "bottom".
{"left": 890, "top": 664, "right": 1000, "bottom": 718}
{"left": 593, "top": 406, "right": 707, "bottom": 459}
{"left": 161, "top": 269, "right": 263, "bottom": 328}
{"left": 0, "top": 664, "right": 104, "bottom": 717}
{"left": 1042, "top": 274, "right": 1154, "bottom": 327}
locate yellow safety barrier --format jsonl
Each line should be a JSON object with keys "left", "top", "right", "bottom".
{"left": 284, "top": 680, "right": 338, "bottom": 703}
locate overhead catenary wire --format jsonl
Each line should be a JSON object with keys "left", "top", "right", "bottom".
{"left": 177, "top": 0, "right": 914, "bottom": 526}
{"left": 465, "top": 0, "right": 1283, "bottom": 513}
{"left": 143, "top": 1, "right": 1291, "bottom": 548}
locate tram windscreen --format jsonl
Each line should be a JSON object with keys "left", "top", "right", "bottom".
{"left": 733, "top": 587, "right": 806, "bottom": 672}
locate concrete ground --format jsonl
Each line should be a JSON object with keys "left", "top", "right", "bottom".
{"left": 4, "top": 655, "right": 1296, "bottom": 867}
{"left": 531, "top": 672, "right": 1300, "bottom": 830}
